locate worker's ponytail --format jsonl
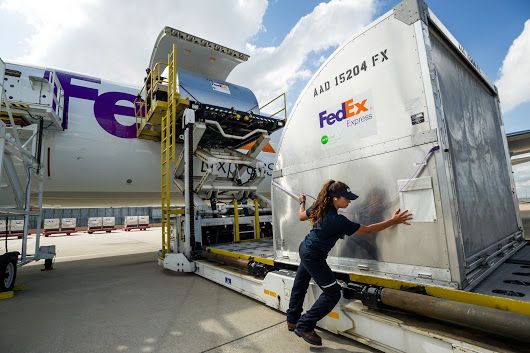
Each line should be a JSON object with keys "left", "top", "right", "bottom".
{"left": 309, "top": 180, "right": 349, "bottom": 224}
{"left": 309, "top": 180, "right": 335, "bottom": 224}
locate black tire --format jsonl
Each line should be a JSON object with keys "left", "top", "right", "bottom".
{"left": 0, "top": 256, "right": 17, "bottom": 292}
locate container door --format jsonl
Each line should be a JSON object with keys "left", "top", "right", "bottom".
{"left": 430, "top": 29, "right": 520, "bottom": 266}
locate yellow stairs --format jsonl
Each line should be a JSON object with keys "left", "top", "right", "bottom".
{"left": 161, "top": 45, "right": 190, "bottom": 257}
{"left": 135, "top": 44, "right": 189, "bottom": 257}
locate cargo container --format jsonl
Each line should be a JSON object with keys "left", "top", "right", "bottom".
{"left": 123, "top": 216, "right": 138, "bottom": 231}
{"left": 8, "top": 220, "right": 24, "bottom": 239}
{"left": 43, "top": 219, "right": 60, "bottom": 231}
{"left": 138, "top": 216, "right": 149, "bottom": 230}
{"left": 271, "top": 0, "right": 524, "bottom": 291}
{"left": 60, "top": 218, "right": 77, "bottom": 233}
{"left": 87, "top": 217, "right": 103, "bottom": 234}
{"left": 102, "top": 217, "right": 116, "bottom": 233}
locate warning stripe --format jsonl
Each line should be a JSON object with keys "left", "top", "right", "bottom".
{"left": 239, "top": 141, "right": 276, "bottom": 154}
{"left": 1, "top": 102, "right": 30, "bottom": 109}
{"left": 348, "top": 272, "right": 530, "bottom": 317}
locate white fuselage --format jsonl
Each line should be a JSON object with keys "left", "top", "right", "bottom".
{"left": 5, "top": 63, "right": 277, "bottom": 207}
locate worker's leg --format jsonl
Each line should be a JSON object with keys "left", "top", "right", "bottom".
{"left": 286, "top": 261, "right": 311, "bottom": 324}
{"left": 295, "top": 258, "right": 341, "bottom": 332}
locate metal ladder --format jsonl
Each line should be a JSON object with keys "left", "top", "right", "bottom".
{"left": 161, "top": 44, "right": 188, "bottom": 257}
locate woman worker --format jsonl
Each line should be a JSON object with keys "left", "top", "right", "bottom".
{"left": 287, "top": 180, "right": 413, "bottom": 346}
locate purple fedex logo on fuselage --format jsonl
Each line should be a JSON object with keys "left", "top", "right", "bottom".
{"left": 45, "top": 70, "right": 140, "bottom": 138}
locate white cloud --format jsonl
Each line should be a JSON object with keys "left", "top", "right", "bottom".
{"left": 229, "top": 0, "right": 375, "bottom": 104}
{"left": 0, "top": 0, "right": 268, "bottom": 85}
{"left": 496, "top": 19, "right": 530, "bottom": 113}
{"left": 0, "top": 0, "right": 376, "bottom": 107}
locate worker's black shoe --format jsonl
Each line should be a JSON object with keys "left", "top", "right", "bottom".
{"left": 287, "top": 321, "right": 296, "bottom": 331}
{"left": 294, "top": 328, "right": 322, "bottom": 346}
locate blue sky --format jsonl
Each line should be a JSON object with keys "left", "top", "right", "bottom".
{"left": 254, "top": 0, "right": 530, "bottom": 134}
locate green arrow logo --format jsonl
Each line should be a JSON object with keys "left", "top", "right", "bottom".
{"left": 321, "top": 135, "right": 328, "bottom": 145}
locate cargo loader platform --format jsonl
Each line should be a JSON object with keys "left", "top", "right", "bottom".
{"left": 206, "top": 239, "right": 275, "bottom": 266}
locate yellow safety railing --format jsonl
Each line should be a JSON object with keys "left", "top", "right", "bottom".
{"left": 161, "top": 45, "right": 177, "bottom": 257}
{"left": 134, "top": 61, "right": 170, "bottom": 139}
{"left": 134, "top": 44, "right": 191, "bottom": 257}
{"left": 259, "top": 92, "right": 287, "bottom": 122}
{"left": 159, "top": 44, "right": 190, "bottom": 257}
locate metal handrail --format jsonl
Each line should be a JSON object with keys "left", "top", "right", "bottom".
{"left": 134, "top": 61, "right": 169, "bottom": 137}
{"left": 259, "top": 92, "right": 287, "bottom": 121}
{"left": 204, "top": 119, "right": 268, "bottom": 140}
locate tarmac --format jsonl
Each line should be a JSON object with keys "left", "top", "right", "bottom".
{"left": 0, "top": 228, "right": 376, "bottom": 353}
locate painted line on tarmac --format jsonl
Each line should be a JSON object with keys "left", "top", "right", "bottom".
{"left": 200, "top": 320, "right": 285, "bottom": 353}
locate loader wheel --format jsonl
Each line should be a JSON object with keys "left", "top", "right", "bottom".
{"left": 0, "top": 256, "right": 17, "bottom": 292}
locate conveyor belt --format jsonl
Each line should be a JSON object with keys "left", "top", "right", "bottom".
{"left": 178, "top": 103, "right": 284, "bottom": 150}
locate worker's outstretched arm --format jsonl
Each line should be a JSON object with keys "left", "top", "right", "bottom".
{"left": 357, "top": 209, "right": 412, "bottom": 234}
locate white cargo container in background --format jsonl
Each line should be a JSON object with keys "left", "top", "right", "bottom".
{"left": 0, "top": 220, "right": 7, "bottom": 234}
{"left": 124, "top": 216, "right": 149, "bottom": 231}
{"left": 87, "top": 217, "right": 102, "bottom": 234}
{"left": 0, "top": 220, "right": 24, "bottom": 238}
{"left": 60, "top": 218, "right": 77, "bottom": 235}
{"left": 138, "top": 216, "right": 149, "bottom": 230}
{"left": 44, "top": 219, "right": 60, "bottom": 231}
{"left": 9, "top": 220, "right": 24, "bottom": 233}
{"left": 61, "top": 218, "right": 76, "bottom": 231}
{"left": 102, "top": 217, "right": 115, "bottom": 233}
{"left": 138, "top": 216, "right": 149, "bottom": 226}
{"left": 124, "top": 216, "right": 139, "bottom": 231}
{"left": 44, "top": 218, "right": 77, "bottom": 236}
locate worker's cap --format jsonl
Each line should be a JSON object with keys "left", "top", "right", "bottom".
{"left": 329, "top": 186, "right": 358, "bottom": 200}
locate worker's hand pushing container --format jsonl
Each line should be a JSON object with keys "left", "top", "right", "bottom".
{"left": 287, "top": 180, "right": 412, "bottom": 346}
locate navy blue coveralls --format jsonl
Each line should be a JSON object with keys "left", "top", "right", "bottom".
{"left": 287, "top": 205, "right": 360, "bottom": 332}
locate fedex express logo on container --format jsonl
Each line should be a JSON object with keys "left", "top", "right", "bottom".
{"left": 318, "top": 97, "right": 370, "bottom": 128}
